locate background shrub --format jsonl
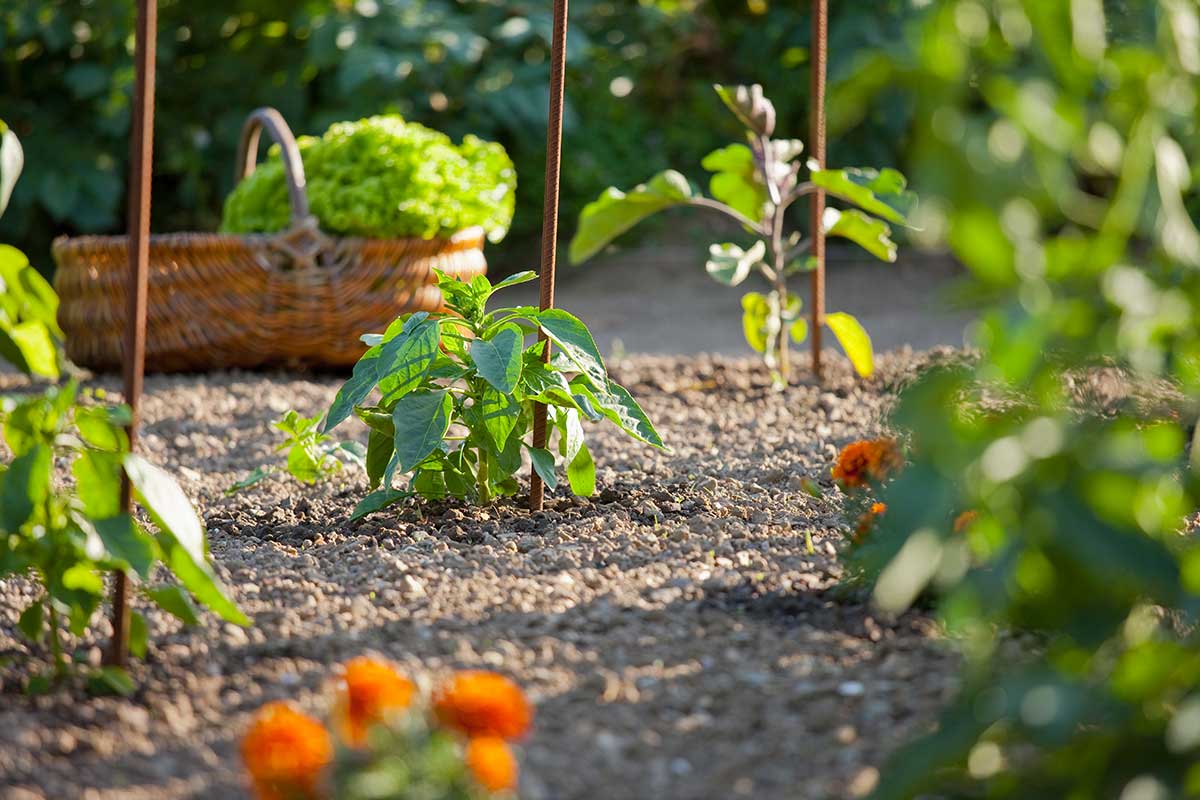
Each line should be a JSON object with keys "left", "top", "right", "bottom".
{"left": 1, "top": 0, "right": 921, "bottom": 274}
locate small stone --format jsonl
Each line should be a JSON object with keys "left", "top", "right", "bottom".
{"left": 837, "top": 681, "right": 866, "bottom": 697}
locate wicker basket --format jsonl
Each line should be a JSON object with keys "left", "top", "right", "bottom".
{"left": 52, "top": 107, "right": 487, "bottom": 373}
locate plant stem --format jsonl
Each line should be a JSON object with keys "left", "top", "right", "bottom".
{"left": 47, "top": 601, "right": 64, "bottom": 679}
{"left": 477, "top": 446, "right": 491, "bottom": 505}
{"left": 688, "top": 197, "right": 770, "bottom": 237}
{"left": 769, "top": 186, "right": 790, "bottom": 384}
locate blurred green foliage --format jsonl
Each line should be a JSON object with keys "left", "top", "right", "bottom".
{"left": 1, "top": 0, "right": 919, "bottom": 272}
{"left": 834, "top": 1, "right": 1200, "bottom": 797}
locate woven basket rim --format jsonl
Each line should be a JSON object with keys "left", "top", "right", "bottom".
{"left": 51, "top": 224, "right": 486, "bottom": 252}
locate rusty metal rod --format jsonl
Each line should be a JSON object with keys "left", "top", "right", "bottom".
{"left": 530, "top": 0, "right": 569, "bottom": 512}
{"left": 106, "top": 0, "right": 157, "bottom": 668}
{"left": 809, "top": 0, "right": 828, "bottom": 380}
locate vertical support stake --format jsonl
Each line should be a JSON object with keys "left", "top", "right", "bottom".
{"left": 106, "top": 0, "right": 157, "bottom": 668}
{"left": 809, "top": 0, "right": 828, "bottom": 381}
{"left": 530, "top": 0, "right": 570, "bottom": 512}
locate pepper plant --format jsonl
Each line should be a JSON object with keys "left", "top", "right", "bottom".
{"left": 322, "top": 270, "right": 664, "bottom": 519}
{"left": 227, "top": 410, "right": 366, "bottom": 495}
{"left": 0, "top": 124, "right": 246, "bottom": 690}
{"left": 569, "top": 83, "right": 917, "bottom": 383}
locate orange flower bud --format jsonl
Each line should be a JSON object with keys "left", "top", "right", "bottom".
{"left": 433, "top": 671, "right": 532, "bottom": 741}
{"left": 334, "top": 656, "right": 416, "bottom": 747}
{"left": 466, "top": 735, "right": 519, "bottom": 793}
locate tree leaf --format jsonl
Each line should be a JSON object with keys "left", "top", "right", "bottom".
{"left": 526, "top": 446, "right": 559, "bottom": 491}
{"left": 94, "top": 515, "right": 156, "bottom": 579}
{"left": 825, "top": 311, "right": 875, "bottom": 378}
{"left": 535, "top": 309, "right": 608, "bottom": 388}
{"left": 824, "top": 208, "right": 899, "bottom": 262}
{"left": 569, "top": 170, "right": 695, "bottom": 264}
{"left": 470, "top": 324, "right": 523, "bottom": 393}
{"left": 706, "top": 240, "right": 766, "bottom": 287}
{"left": 391, "top": 390, "right": 453, "bottom": 473}
{"left": 567, "top": 440, "right": 596, "bottom": 497}
{"left": 145, "top": 584, "right": 201, "bottom": 626}
{"left": 810, "top": 166, "right": 916, "bottom": 224}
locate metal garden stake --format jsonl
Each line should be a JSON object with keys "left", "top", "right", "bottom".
{"left": 106, "top": 0, "right": 156, "bottom": 667}
{"left": 530, "top": 0, "right": 569, "bottom": 512}
{"left": 810, "top": 0, "right": 828, "bottom": 380}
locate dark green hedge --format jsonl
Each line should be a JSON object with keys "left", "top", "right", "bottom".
{"left": 0, "top": 0, "right": 920, "bottom": 272}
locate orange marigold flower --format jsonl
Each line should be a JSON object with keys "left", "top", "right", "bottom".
{"left": 241, "top": 702, "right": 332, "bottom": 800}
{"left": 433, "top": 671, "right": 532, "bottom": 741}
{"left": 466, "top": 735, "right": 519, "bottom": 793}
{"left": 832, "top": 438, "right": 903, "bottom": 490}
{"left": 953, "top": 510, "right": 979, "bottom": 534}
{"left": 854, "top": 502, "right": 887, "bottom": 542}
{"left": 333, "top": 656, "right": 416, "bottom": 747}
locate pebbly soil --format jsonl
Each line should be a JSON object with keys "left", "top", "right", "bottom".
{"left": 0, "top": 352, "right": 961, "bottom": 800}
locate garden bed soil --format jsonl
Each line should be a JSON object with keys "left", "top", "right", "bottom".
{"left": 0, "top": 352, "right": 961, "bottom": 800}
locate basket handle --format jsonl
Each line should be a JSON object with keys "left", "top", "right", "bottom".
{"left": 234, "top": 107, "right": 311, "bottom": 224}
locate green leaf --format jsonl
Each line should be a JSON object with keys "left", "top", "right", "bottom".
{"left": 824, "top": 208, "right": 899, "bottom": 262}
{"left": 2, "top": 444, "right": 50, "bottom": 531}
{"left": 488, "top": 270, "right": 538, "bottom": 296}
{"left": 365, "top": 427, "right": 395, "bottom": 489}
{"left": 567, "top": 440, "right": 596, "bottom": 497}
{"left": 325, "top": 346, "right": 383, "bottom": 432}
{"left": 825, "top": 311, "right": 875, "bottom": 378}
{"left": 87, "top": 666, "right": 135, "bottom": 697}
{"left": 526, "top": 446, "right": 559, "bottom": 491}
{"left": 224, "top": 466, "right": 275, "bottom": 496}
{"left": 286, "top": 441, "right": 330, "bottom": 484}
{"left": 535, "top": 309, "right": 608, "bottom": 388}
{"left": 350, "top": 488, "right": 409, "bottom": 521}
{"left": 94, "top": 515, "right": 156, "bottom": 579}
{"left": 480, "top": 387, "right": 520, "bottom": 450}
{"left": 124, "top": 455, "right": 249, "bottom": 626}
{"left": 713, "top": 83, "right": 777, "bottom": 136}
{"left": 0, "top": 123, "right": 23, "bottom": 219}
{"left": 741, "top": 292, "right": 770, "bottom": 354}
{"left": 470, "top": 324, "right": 523, "bottom": 394}
{"left": 128, "top": 611, "right": 149, "bottom": 659}
{"left": 569, "top": 170, "right": 694, "bottom": 264}
{"left": 706, "top": 240, "right": 766, "bottom": 287}
{"left": 17, "top": 600, "right": 42, "bottom": 643}
{"left": 790, "top": 318, "right": 809, "bottom": 344}
{"left": 5, "top": 321, "right": 58, "bottom": 379}
{"left": 75, "top": 406, "right": 129, "bottom": 452}
{"left": 73, "top": 450, "right": 122, "bottom": 519}
{"left": 703, "top": 144, "right": 767, "bottom": 222}
{"left": 145, "top": 584, "right": 201, "bottom": 626}
{"left": 575, "top": 378, "right": 667, "bottom": 449}
{"left": 809, "top": 166, "right": 916, "bottom": 225}
{"left": 378, "top": 316, "right": 441, "bottom": 402}
{"left": 391, "top": 390, "right": 453, "bottom": 473}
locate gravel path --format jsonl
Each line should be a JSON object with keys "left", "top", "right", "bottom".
{"left": 0, "top": 353, "right": 960, "bottom": 800}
